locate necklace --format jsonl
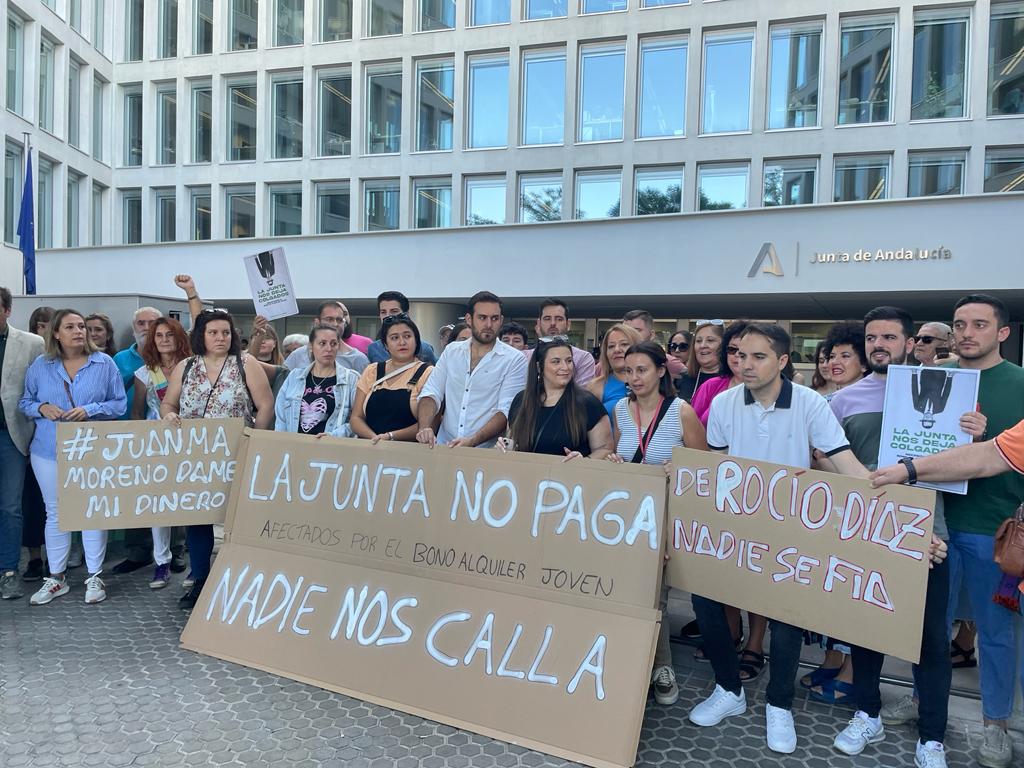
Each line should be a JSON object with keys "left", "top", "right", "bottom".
{"left": 309, "top": 369, "right": 334, "bottom": 395}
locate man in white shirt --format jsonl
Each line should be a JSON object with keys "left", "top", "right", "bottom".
{"left": 524, "top": 298, "right": 596, "bottom": 385}
{"left": 417, "top": 291, "right": 527, "bottom": 449}
{"left": 692, "top": 323, "right": 867, "bottom": 755}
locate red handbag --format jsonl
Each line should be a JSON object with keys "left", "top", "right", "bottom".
{"left": 994, "top": 504, "right": 1024, "bottom": 578}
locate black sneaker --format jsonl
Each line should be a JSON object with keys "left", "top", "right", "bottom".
{"left": 22, "top": 558, "right": 45, "bottom": 582}
{"left": 111, "top": 557, "right": 153, "bottom": 575}
{"left": 178, "top": 579, "right": 206, "bottom": 610}
{"left": 169, "top": 552, "right": 187, "bottom": 574}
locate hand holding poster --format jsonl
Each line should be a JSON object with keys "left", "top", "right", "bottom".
{"left": 665, "top": 446, "right": 935, "bottom": 662}
{"left": 243, "top": 247, "right": 298, "bottom": 320}
{"left": 877, "top": 364, "right": 981, "bottom": 494}
{"left": 56, "top": 419, "right": 245, "bottom": 531}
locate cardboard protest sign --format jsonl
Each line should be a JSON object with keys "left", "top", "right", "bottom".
{"left": 56, "top": 419, "right": 245, "bottom": 531}
{"left": 183, "top": 430, "right": 665, "bottom": 768}
{"left": 878, "top": 364, "right": 981, "bottom": 494}
{"left": 243, "top": 247, "right": 298, "bottom": 320}
{"left": 666, "top": 447, "right": 936, "bottom": 663}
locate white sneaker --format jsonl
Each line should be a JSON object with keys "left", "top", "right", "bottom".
{"left": 84, "top": 573, "right": 107, "bottom": 604}
{"left": 977, "top": 724, "right": 1012, "bottom": 768}
{"left": 833, "top": 711, "right": 885, "bottom": 755}
{"left": 689, "top": 685, "right": 746, "bottom": 727}
{"left": 765, "top": 704, "right": 797, "bottom": 754}
{"left": 29, "top": 576, "right": 69, "bottom": 605}
{"left": 652, "top": 665, "right": 679, "bottom": 706}
{"left": 915, "top": 740, "right": 948, "bottom": 768}
{"left": 881, "top": 694, "right": 918, "bottom": 725}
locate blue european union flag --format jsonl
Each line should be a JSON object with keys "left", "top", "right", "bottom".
{"left": 16, "top": 151, "right": 35, "bottom": 295}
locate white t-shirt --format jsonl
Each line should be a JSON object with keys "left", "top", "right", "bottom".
{"left": 706, "top": 378, "right": 849, "bottom": 468}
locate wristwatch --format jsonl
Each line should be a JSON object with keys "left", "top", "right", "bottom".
{"left": 899, "top": 457, "right": 918, "bottom": 485}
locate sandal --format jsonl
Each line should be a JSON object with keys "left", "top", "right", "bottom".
{"left": 679, "top": 619, "right": 702, "bottom": 642}
{"left": 808, "top": 679, "right": 856, "bottom": 707}
{"left": 738, "top": 650, "right": 765, "bottom": 683}
{"left": 950, "top": 640, "right": 977, "bottom": 669}
{"left": 693, "top": 634, "right": 744, "bottom": 662}
{"left": 799, "top": 664, "right": 841, "bottom": 690}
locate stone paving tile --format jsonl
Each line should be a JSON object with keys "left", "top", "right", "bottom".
{"left": 0, "top": 561, "right": 1011, "bottom": 767}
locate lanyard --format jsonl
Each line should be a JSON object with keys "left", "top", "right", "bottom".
{"left": 633, "top": 396, "right": 664, "bottom": 462}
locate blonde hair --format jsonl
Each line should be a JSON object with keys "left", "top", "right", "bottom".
{"left": 45, "top": 309, "right": 98, "bottom": 359}
{"left": 599, "top": 323, "right": 642, "bottom": 375}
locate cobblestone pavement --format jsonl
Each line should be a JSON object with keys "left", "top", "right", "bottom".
{"left": 0, "top": 559, "right": 1015, "bottom": 768}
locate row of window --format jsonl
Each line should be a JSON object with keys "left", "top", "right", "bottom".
{"left": 117, "top": 6, "right": 1024, "bottom": 170}
{"left": 31, "top": 0, "right": 106, "bottom": 54}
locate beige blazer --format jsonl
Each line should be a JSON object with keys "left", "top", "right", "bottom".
{"left": 1, "top": 326, "right": 45, "bottom": 455}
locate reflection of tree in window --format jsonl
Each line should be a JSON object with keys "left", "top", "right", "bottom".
{"left": 520, "top": 186, "right": 561, "bottom": 222}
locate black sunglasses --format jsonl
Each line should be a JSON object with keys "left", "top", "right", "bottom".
{"left": 668, "top": 342, "right": 690, "bottom": 352}
{"left": 915, "top": 335, "right": 937, "bottom": 344}
{"left": 382, "top": 312, "right": 412, "bottom": 325}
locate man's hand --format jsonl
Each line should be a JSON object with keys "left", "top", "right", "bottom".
{"left": 416, "top": 427, "right": 437, "bottom": 448}
{"left": 174, "top": 274, "right": 196, "bottom": 294}
{"left": 449, "top": 434, "right": 477, "bottom": 449}
{"left": 960, "top": 409, "right": 987, "bottom": 441}
{"left": 928, "top": 535, "right": 948, "bottom": 568}
{"left": 869, "top": 463, "right": 910, "bottom": 487}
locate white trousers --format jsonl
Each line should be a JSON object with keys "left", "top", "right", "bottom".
{"left": 32, "top": 454, "right": 107, "bottom": 575}
{"left": 151, "top": 527, "right": 172, "bottom": 565}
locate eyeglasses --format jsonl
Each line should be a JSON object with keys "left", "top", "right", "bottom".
{"left": 914, "top": 335, "right": 937, "bottom": 344}
{"left": 695, "top": 319, "right": 725, "bottom": 327}
{"left": 381, "top": 312, "right": 411, "bottom": 325}
{"left": 668, "top": 342, "right": 690, "bottom": 352}
{"left": 726, "top": 346, "right": 741, "bottom": 355}
{"left": 538, "top": 335, "right": 570, "bottom": 344}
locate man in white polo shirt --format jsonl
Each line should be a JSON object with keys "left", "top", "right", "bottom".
{"left": 691, "top": 323, "right": 868, "bottom": 754}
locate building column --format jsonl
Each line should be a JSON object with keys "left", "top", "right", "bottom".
{"left": 409, "top": 301, "right": 465, "bottom": 349}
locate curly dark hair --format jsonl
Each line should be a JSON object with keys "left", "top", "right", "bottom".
{"left": 822, "top": 321, "right": 868, "bottom": 372}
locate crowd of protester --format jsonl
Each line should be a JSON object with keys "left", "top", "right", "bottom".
{"left": 0, "top": 279, "right": 1022, "bottom": 768}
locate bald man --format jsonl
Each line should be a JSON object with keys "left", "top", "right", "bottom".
{"left": 914, "top": 322, "right": 956, "bottom": 366}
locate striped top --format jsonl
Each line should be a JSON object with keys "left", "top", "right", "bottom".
{"left": 614, "top": 397, "right": 685, "bottom": 465}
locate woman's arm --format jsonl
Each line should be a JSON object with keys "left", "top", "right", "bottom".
{"left": 585, "top": 415, "right": 614, "bottom": 460}
{"left": 244, "top": 355, "right": 274, "bottom": 430}
{"left": 131, "top": 373, "right": 148, "bottom": 419}
{"left": 349, "top": 388, "right": 376, "bottom": 439}
{"left": 160, "top": 360, "right": 186, "bottom": 423}
{"left": 71, "top": 359, "right": 128, "bottom": 421}
{"left": 680, "top": 401, "right": 708, "bottom": 451}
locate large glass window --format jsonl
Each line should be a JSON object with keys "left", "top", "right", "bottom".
{"left": 368, "top": 0, "right": 403, "bottom": 36}
{"left": 38, "top": 39, "right": 55, "bottom": 133}
{"left": 157, "top": 87, "right": 177, "bottom": 164}
{"left": 318, "top": 70, "right": 352, "bottom": 156}
{"left": 67, "top": 172, "right": 82, "bottom": 248}
{"left": 68, "top": 61, "right": 82, "bottom": 148}
{"left": 124, "top": 87, "right": 143, "bottom": 166}
{"left": 638, "top": 37, "right": 686, "bottom": 139}
{"left": 122, "top": 189, "right": 141, "bottom": 244}
{"left": 912, "top": 11, "right": 969, "bottom": 120}
{"left": 321, "top": 0, "right": 353, "bottom": 40}
{"left": 574, "top": 171, "right": 621, "bottom": 219}
{"left": 522, "top": 50, "right": 565, "bottom": 145}
{"left": 468, "top": 56, "right": 509, "bottom": 149}
{"left": 190, "top": 187, "right": 211, "bottom": 240}
{"left": 159, "top": 0, "right": 178, "bottom": 58}
{"left": 838, "top": 18, "right": 893, "bottom": 125}
{"left": 228, "top": 82, "right": 257, "bottom": 161}
{"left": 226, "top": 186, "right": 256, "bottom": 238}
{"left": 414, "top": 178, "right": 452, "bottom": 228}
{"left": 125, "top": 0, "right": 143, "bottom": 61}
{"left": 6, "top": 14, "right": 24, "bottom": 114}
{"left": 270, "top": 185, "right": 302, "bottom": 235}
{"left": 984, "top": 148, "right": 1024, "bottom": 193}
{"left": 641, "top": 0, "right": 685, "bottom": 6}
{"left": 155, "top": 189, "right": 176, "bottom": 242}
{"left": 194, "top": 0, "right": 213, "bottom": 54}
{"left": 763, "top": 159, "right": 816, "bottom": 206}
{"left": 316, "top": 182, "right": 350, "bottom": 233}
{"left": 273, "top": 75, "right": 303, "bottom": 158}
{"left": 698, "top": 163, "right": 749, "bottom": 210}
{"left": 275, "top": 0, "right": 304, "bottom": 45}
{"left": 93, "top": 0, "right": 106, "bottom": 53}
{"left": 70, "top": 0, "right": 82, "bottom": 31}
{"left": 231, "top": 0, "right": 258, "bottom": 50}
{"left": 91, "top": 183, "right": 104, "bottom": 246}
{"left": 581, "top": 0, "right": 623, "bottom": 14}
{"left": 701, "top": 31, "right": 753, "bottom": 134}
{"left": 768, "top": 24, "right": 821, "bottom": 129}
{"left": 518, "top": 173, "right": 562, "bottom": 222}
{"left": 635, "top": 167, "right": 682, "bottom": 215}
{"left": 989, "top": 3, "right": 1024, "bottom": 115}
{"left": 92, "top": 78, "right": 106, "bottom": 162}
{"left": 3, "top": 142, "right": 23, "bottom": 244}
{"left": 524, "top": 0, "right": 565, "bottom": 20}
{"left": 578, "top": 44, "right": 625, "bottom": 142}
{"left": 366, "top": 66, "right": 402, "bottom": 154}
{"left": 364, "top": 179, "right": 400, "bottom": 230}
{"left": 192, "top": 83, "right": 212, "bottom": 163}
{"left": 834, "top": 155, "right": 890, "bottom": 202}
{"left": 907, "top": 151, "right": 965, "bottom": 197}
{"left": 416, "top": 60, "right": 454, "bottom": 152}
{"left": 420, "top": 0, "right": 454, "bottom": 30}
{"left": 465, "top": 176, "right": 506, "bottom": 225}
{"left": 472, "top": 0, "right": 509, "bottom": 25}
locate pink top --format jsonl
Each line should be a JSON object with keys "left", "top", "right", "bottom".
{"left": 346, "top": 333, "right": 373, "bottom": 354}
{"left": 690, "top": 375, "right": 734, "bottom": 426}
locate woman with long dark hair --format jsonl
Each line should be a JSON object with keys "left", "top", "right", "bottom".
{"left": 811, "top": 340, "right": 835, "bottom": 396}
{"left": 504, "top": 337, "right": 611, "bottom": 459}
{"left": 676, "top": 320, "right": 725, "bottom": 401}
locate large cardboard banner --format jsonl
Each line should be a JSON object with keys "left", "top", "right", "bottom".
{"left": 666, "top": 447, "right": 936, "bottom": 663}
{"left": 182, "top": 431, "right": 665, "bottom": 768}
{"left": 877, "top": 364, "right": 981, "bottom": 494}
{"left": 56, "top": 419, "right": 245, "bottom": 531}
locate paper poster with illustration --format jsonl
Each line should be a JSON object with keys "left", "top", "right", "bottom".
{"left": 878, "top": 364, "right": 981, "bottom": 494}
{"left": 243, "top": 247, "right": 298, "bottom": 320}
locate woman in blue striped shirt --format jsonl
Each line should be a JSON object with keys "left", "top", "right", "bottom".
{"left": 19, "top": 309, "right": 126, "bottom": 606}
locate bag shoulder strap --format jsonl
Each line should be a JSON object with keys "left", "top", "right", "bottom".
{"left": 630, "top": 397, "right": 673, "bottom": 464}
{"left": 376, "top": 361, "right": 387, "bottom": 381}
{"left": 408, "top": 362, "right": 430, "bottom": 388}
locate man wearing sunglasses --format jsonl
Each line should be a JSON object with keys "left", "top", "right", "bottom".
{"left": 914, "top": 323, "right": 956, "bottom": 367}
{"left": 524, "top": 298, "right": 595, "bottom": 385}
{"left": 366, "top": 291, "right": 437, "bottom": 365}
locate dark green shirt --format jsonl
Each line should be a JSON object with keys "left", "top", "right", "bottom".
{"left": 943, "top": 359, "right": 1024, "bottom": 535}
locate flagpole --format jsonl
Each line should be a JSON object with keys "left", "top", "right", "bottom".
{"left": 20, "top": 131, "right": 33, "bottom": 296}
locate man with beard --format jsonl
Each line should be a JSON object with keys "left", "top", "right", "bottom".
{"left": 416, "top": 291, "right": 527, "bottom": 448}
{"left": 825, "top": 306, "right": 967, "bottom": 768}
{"left": 524, "top": 298, "right": 596, "bottom": 385}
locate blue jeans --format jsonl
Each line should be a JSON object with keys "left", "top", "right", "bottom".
{"left": 186, "top": 524, "right": 214, "bottom": 582}
{"left": 0, "top": 429, "right": 27, "bottom": 571}
{"left": 946, "top": 529, "right": 1019, "bottom": 721}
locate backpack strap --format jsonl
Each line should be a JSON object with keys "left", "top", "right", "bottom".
{"left": 377, "top": 361, "right": 387, "bottom": 381}
{"left": 407, "top": 362, "right": 430, "bottom": 388}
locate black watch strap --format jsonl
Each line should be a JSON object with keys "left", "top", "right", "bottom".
{"left": 899, "top": 457, "right": 918, "bottom": 485}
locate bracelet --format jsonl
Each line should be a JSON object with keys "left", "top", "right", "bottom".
{"left": 186, "top": 294, "right": 198, "bottom": 300}
{"left": 899, "top": 457, "right": 918, "bottom": 485}
{"left": 388, "top": 432, "right": 394, "bottom": 441}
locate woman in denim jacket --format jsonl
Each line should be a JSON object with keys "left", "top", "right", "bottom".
{"left": 275, "top": 324, "right": 359, "bottom": 437}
